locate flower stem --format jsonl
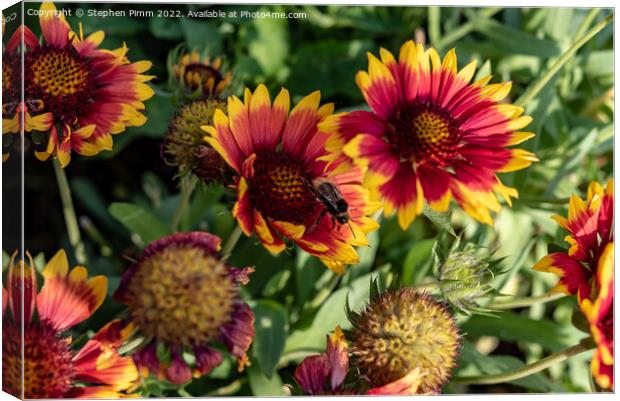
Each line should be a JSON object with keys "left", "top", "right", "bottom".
{"left": 518, "top": 197, "right": 570, "bottom": 205}
{"left": 413, "top": 281, "right": 441, "bottom": 292}
{"left": 487, "top": 292, "right": 565, "bottom": 310}
{"left": 515, "top": 13, "right": 613, "bottom": 108}
{"left": 453, "top": 338, "right": 595, "bottom": 385}
{"left": 222, "top": 224, "right": 243, "bottom": 260}
{"left": 171, "top": 174, "right": 198, "bottom": 232}
{"left": 204, "top": 378, "right": 243, "bottom": 396}
{"left": 53, "top": 159, "right": 87, "bottom": 264}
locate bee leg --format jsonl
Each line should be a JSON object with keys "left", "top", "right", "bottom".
{"left": 309, "top": 208, "right": 328, "bottom": 233}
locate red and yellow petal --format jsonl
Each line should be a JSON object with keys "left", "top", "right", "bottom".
{"left": 202, "top": 109, "right": 244, "bottom": 171}
{"left": 533, "top": 253, "right": 590, "bottom": 297}
{"left": 367, "top": 367, "right": 424, "bottom": 395}
{"left": 282, "top": 90, "right": 323, "bottom": 159}
{"left": 379, "top": 163, "right": 424, "bottom": 230}
{"left": 343, "top": 134, "right": 399, "bottom": 187}
{"left": 7, "top": 251, "right": 37, "bottom": 327}
{"left": 253, "top": 211, "right": 286, "bottom": 254}
{"left": 73, "top": 338, "right": 139, "bottom": 391}
{"left": 36, "top": 249, "right": 107, "bottom": 331}
{"left": 38, "top": 2, "right": 71, "bottom": 47}
{"left": 233, "top": 177, "right": 255, "bottom": 236}
{"left": 591, "top": 348, "right": 613, "bottom": 390}
{"left": 356, "top": 53, "right": 401, "bottom": 119}
{"left": 417, "top": 165, "right": 452, "bottom": 212}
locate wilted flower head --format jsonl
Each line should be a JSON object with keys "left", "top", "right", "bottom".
{"left": 294, "top": 326, "right": 352, "bottom": 395}
{"left": 2, "top": 250, "right": 138, "bottom": 398}
{"left": 348, "top": 287, "right": 460, "bottom": 394}
{"left": 170, "top": 49, "right": 232, "bottom": 98}
{"left": 534, "top": 180, "right": 614, "bottom": 390}
{"left": 114, "top": 232, "right": 255, "bottom": 385}
{"left": 162, "top": 98, "right": 232, "bottom": 184}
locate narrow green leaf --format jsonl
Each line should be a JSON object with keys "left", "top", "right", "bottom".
{"left": 247, "top": 363, "right": 286, "bottom": 396}
{"left": 402, "top": 238, "right": 435, "bottom": 286}
{"left": 457, "top": 340, "right": 566, "bottom": 391}
{"left": 252, "top": 301, "right": 289, "bottom": 378}
{"left": 461, "top": 312, "right": 587, "bottom": 352}
{"left": 473, "top": 18, "right": 560, "bottom": 57}
{"left": 108, "top": 202, "right": 169, "bottom": 247}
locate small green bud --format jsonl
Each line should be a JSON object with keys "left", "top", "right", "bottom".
{"left": 162, "top": 99, "right": 232, "bottom": 185}
{"left": 438, "top": 243, "right": 500, "bottom": 315}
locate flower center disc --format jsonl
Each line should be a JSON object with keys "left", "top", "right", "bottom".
{"left": 125, "top": 245, "right": 237, "bottom": 346}
{"left": 249, "top": 152, "right": 319, "bottom": 225}
{"left": 386, "top": 102, "right": 460, "bottom": 166}
{"left": 2, "top": 57, "right": 19, "bottom": 102}
{"left": 25, "top": 45, "right": 94, "bottom": 122}
{"left": 184, "top": 64, "right": 223, "bottom": 92}
{"left": 351, "top": 290, "right": 459, "bottom": 393}
{"left": 2, "top": 320, "right": 75, "bottom": 398}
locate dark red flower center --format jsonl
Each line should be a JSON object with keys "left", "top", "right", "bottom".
{"left": 249, "top": 151, "right": 320, "bottom": 225}
{"left": 2, "top": 319, "right": 76, "bottom": 399}
{"left": 2, "top": 56, "right": 20, "bottom": 104}
{"left": 183, "top": 63, "right": 223, "bottom": 93}
{"left": 25, "top": 45, "right": 95, "bottom": 124}
{"left": 386, "top": 102, "right": 461, "bottom": 166}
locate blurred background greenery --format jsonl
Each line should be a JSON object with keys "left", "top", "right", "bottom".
{"left": 3, "top": 2, "right": 613, "bottom": 395}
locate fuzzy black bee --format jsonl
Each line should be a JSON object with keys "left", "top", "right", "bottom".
{"left": 306, "top": 177, "right": 355, "bottom": 236}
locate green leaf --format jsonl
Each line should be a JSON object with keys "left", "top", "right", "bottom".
{"left": 149, "top": 18, "right": 184, "bottom": 40}
{"left": 423, "top": 206, "right": 456, "bottom": 236}
{"left": 473, "top": 18, "right": 561, "bottom": 57}
{"left": 295, "top": 251, "right": 329, "bottom": 306}
{"left": 108, "top": 202, "right": 170, "bottom": 247}
{"left": 583, "top": 50, "right": 613, "bottom": 78}
{"left": 262, "top": 270, "right": 291, "bottom": 297}
{"left": 402, "top": 238, "right": 435, "bottom": 286}
{"left": 456, "top": 340, "right": 565, "bottom": 391}
{"left": 247, "top": 363, "right": 286, "bottom": 396}
{"left": 180, "top": 19, "right": 222, "bottom": 54}
{"left": 285, "top": 266, "right": 390, "bottom": 353}
{"left": 461, "top": 312, "right": 587, "bottom": 352}
{"left": 252, "top": 301, "right": 289, "bottom": 378}
{"left": 544, "top": 127, "right": 599, "bottom": 197}
{"left": 543, "top": 8, "right": 574, "bottom": 42}
{"left": 287, "top": 39, "right": 372, "bottom": 100}
{"left": 240, "top": 7, "right": 289, "bottom": 79}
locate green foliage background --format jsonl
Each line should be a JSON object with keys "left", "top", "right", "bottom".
{"left": 5, "top": 3, "right": 613, "bottom": 395}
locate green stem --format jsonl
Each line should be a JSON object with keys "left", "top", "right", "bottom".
{"left": 307, "top": 273, "right": 341, "bottom": 310}
{"left": 53, "top": 159, "right": 87, "bottom": 264}
{"left": 515, "top": 13, "right": 613, "bottom": 108}
{"left": 435, "top": 8, "right": 502, "bottom": 51}
{"left": 575, "top": 9, "right": 602, "bottom": 40}
{"left": 488, "top": 292, "right": 565, "bottom": 310}
{"left": 204, "top": 378, "right": 243, "bottom": 396}
{"left": 171, "top": 174, "right": 198, "bottom": 232}
{"left": 413, "top": 281, "right": 441, "bottom": 292}
{"left": 222, "top": 224, "right": 243, "bottom": 260}
{"left": 454, "top": 338, "right": 595, "bottom": 385}
{"left": 428, "top": 7, "right": 441, "bottom": 45}
{"left": 518, "top": 197, "right": 570, "bottom": 205}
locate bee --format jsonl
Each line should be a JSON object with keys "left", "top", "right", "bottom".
{"left": 306, "top": 177, "right": 356, "bottom": 237}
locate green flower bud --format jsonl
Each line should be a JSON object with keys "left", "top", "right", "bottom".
{"left": 162, "top": 99, "right": 232, "bottom": 185}
{"left": 438, "top": 243, "right": 500, "bottom": 315}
